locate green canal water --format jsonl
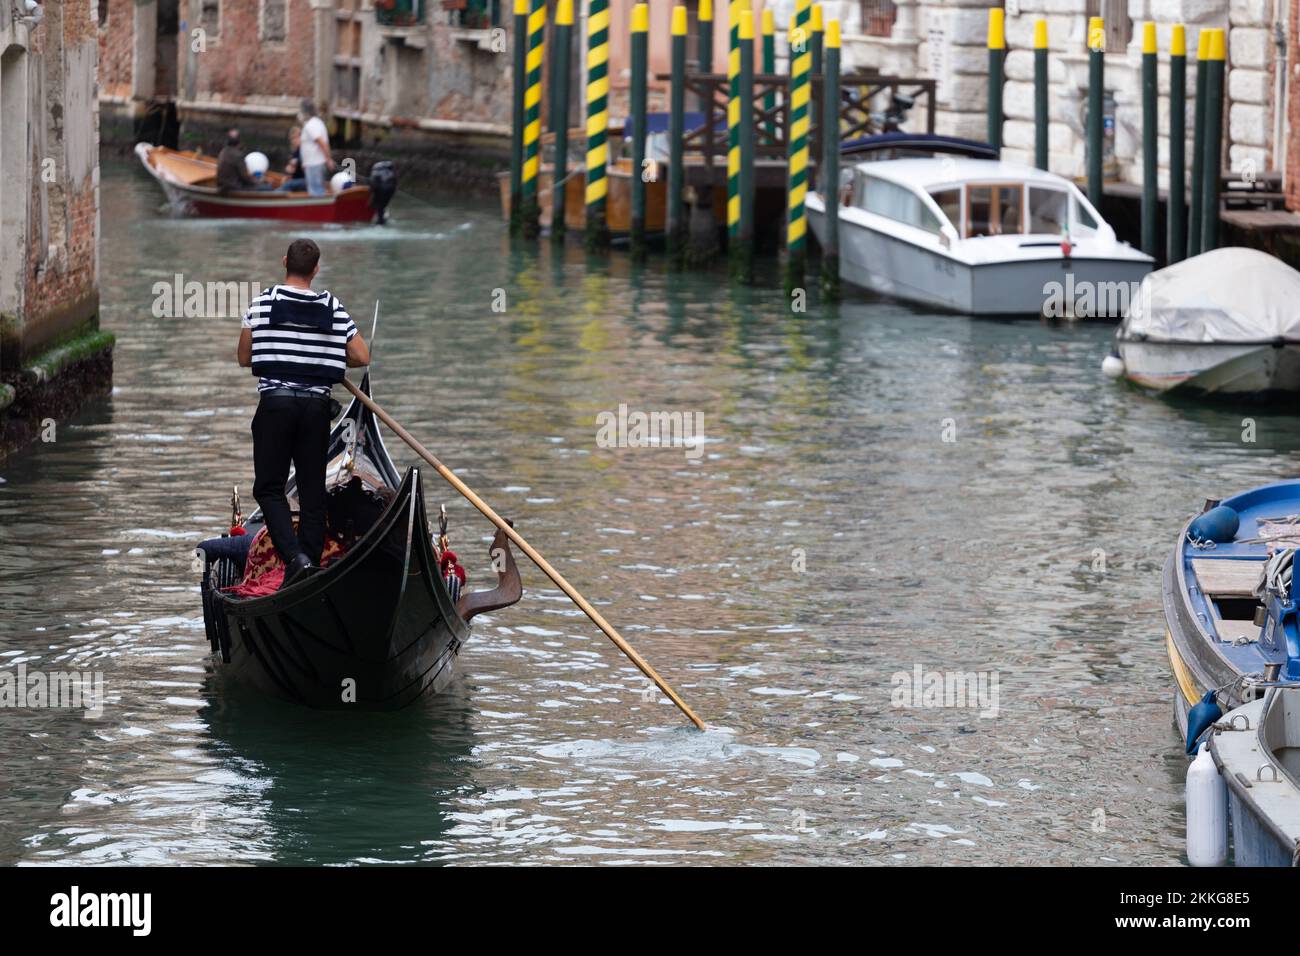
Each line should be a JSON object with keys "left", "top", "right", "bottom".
{"left": 3, "top": 158, "right": 1300, "bottom": 866}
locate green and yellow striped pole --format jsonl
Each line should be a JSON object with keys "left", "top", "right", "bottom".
{"left": 821, "top": 18, "right": 841, "bottom": 301}
{"left": 785, "top": 1, "right": 811, "bottom": 292}
{"left": 509, "top": 0, "right": 528, "bottom": 234}
{"left": 1140, "top": 22, "right": 1157, "bottom": 257}
{"left": 520, "top": 0, "right": 546, "bottom": 238}
{"left": 630, "top": 3, "right": 649, "bottom": 257}
{"left": 1086, "top": 16, "right": 1105, "bottom": 210}
{"left": 1188, "top": 28, "right": 1210, "bottom": 258}
{"left": 762, "top": 8, "right": 776, "bottom": 139}
{"left": 1033, "top": 19, "right": 1048, "bottom": 169}
{"left": 987, "top": 8, "right": 1004, "bottom": 152}
{"left": 698, "top": 0, "right": 714, "bottom": 112}
{"left": 585, "top": 0, "right": 611, "bottom": 250}
{"left": 550, "top": 0, "right": 574, "bottom": 243}
{"left": 1201, "top": 28, "right": 1225, "bottom": 252}
{"left": 668, "top": 4, "right": 688, "bottom": 261}
{"left": 1167, "top": 24, "right": 1186, "bottom": 264}
{"left": 726, "top": 0, "right": 747, "bottom": 248}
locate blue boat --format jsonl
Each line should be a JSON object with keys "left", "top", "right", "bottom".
{"left": 1165, "top": 479, "right": 1300, "bottom": 865}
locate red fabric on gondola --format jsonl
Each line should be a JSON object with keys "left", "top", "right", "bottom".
{"left": 224, "top": 523, "right": 345, "bottom": 598}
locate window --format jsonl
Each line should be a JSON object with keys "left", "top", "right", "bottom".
{"left": 262, "top": 0, "right": 287, "bottom": 41}
{"left": 966, "top": 184, "right": 1023, "bottom": 237}
{"left": 930, "top": 188, "right": 960, "bottom": 233}
{"left": 1073, "top": 198, "right": 1099, "bottom": 235}
{"left": 97, "top": 0, "right": 109, "bottom": 27}
{"left": 860, "top": 175, "right": 942, "bottom": 233}
{"left": 200, "top": 0, "right": 220, "bottom": 38}
{"left": 1085, "top": 0, "right": 1132, "bottom": 52}
{"left": 1028, "top": 187, "right": 1068, "bottom": 235}
{"left": 859, "top": 0, "right": 896, "bottom": 38}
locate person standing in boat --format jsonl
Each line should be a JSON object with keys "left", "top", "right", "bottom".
{"left": 297, "top": 101, "right": 335, "bottom": 196}
{"left": 236, "top": 239, "right": 370, "bottom": 588}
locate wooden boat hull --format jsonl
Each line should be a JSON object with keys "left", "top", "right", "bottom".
{"left": 136, "top": 143, "right": 379, "bottom": 224}
{"left": 197, "top": 376, "right": 520, "bottom": 710}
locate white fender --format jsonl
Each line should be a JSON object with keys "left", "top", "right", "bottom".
{"left": 1186, "top": 742, "right": 1228, "bottom": 867}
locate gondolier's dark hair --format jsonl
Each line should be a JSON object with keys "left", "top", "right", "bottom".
{"left": 285, "top": 238, "right": 320, "bottom": 277}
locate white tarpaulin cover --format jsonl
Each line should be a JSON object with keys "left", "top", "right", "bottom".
{"left": 1121, "top": 247, "right": 1300, "bottom": 342}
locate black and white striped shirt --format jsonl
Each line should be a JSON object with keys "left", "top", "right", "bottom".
{"left": 242, "top": 285, "right": 356, "bottom": 392}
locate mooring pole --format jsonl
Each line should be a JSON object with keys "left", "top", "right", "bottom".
{"left": 821, "top": 17, "right": 841, "bottom": 302}
{"left": 698, "top": 0, "right": 714, "bottom": 113}
{"left": 585, "top": 0, "right": 611, "bottom": 250}
{"left": 810, "top": 4, "right": 823, "bottom": 169}
{"left": 987, "top": 8, "right": 1004, "bottom": 152}
{"left": 1140, "top": 21, "right": 1157, "bottom": 257}
{"left": 509, "top": 0, "right": 527, "bottom": 234}
{"left": 1188, "top": 28, "right": 1209, "bottom": 258}
{"left": 1086, "top": 16, "right": 1105, "bottom": 210}
{"left": 519, "top": 0, "right": 546, "bottom": 238}
{"left": 668, "top": 3, "right": 688, "bottom": 263}
{"left": 630, "top": 2, "right": 649, "bottom": 257}
{"left": 1167, "top": 23, "right": 1186, "bottom": 264}
{"left": 734, "top": 7, "right": 755, "bottom": 282}
{"left": 785, "top": 2, "right": 811, "bottom": 294}
{"left": 1201, "top": 28, "right": 1225, "bottom": 252}
{"left": 550, "top": 0, "right": 573, "bottom": 243}
{"left": 762, "top": 7, "right": 776, "bottom": 139}
{"left": 727, "top": 0, "right": 743, "bottom": 255}
{"left": 1033, "top": 19, "right": 1048, "bottom": 169}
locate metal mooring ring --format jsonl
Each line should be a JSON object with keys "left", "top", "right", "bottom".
{"left": 1257, "top": 764, "right": 1281, "bottom": 783}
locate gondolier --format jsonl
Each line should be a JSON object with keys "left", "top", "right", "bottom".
{"left": 236, "top": 238, "right": 369, "bottom": 588}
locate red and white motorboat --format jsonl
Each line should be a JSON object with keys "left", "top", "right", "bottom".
{"left": 134, "top": 143, "right": 394, "bottom": 224}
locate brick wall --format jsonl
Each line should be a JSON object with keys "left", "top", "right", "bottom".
{"left": 189, "top": 0, "right": 319, "bottom": 107}
{"left": 1289, "top": 0, "right": 1300, "bottom": 210}
{"left": 98, "top": 1, "right": 134, "bottom": 100}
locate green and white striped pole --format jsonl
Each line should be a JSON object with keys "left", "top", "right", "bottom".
{"left": 1140, "top": 21, "right": 1157, "bottom": 257}
{"left": 987, "top": 8, "right": 1004, "bottom": 152}
{"left": 821, "top": 18, "right": 841, "bottom": 301}
{"left": 785, "top": 1, "right": 811, "bottom": 293}
{"left": 1201, "top": 28, "right": 1225, "bottom": 252}
{"left": 668, "top": 4, "right": 688, "bottom": 262}
{"left": 1167, "top": 24, "right": 1186, "bottom": 264}
{"left": 1188, "top": 28, "right": 1209, "bottom": 258}
{"left": 509, "top": 0, "right": 527, "bottom": 234}
{"left": 550, "top": 0, "right": 574, "bottom": 243}
{"left": 1033, "top": 19, "right": 1048, "bottom": 169}
{"left": 520, "top": 0, "right": 546, "bottom": 238}
{"left": 630, "top": 2, "right": 649, "bottom": 257}
{"left": 585, "top": 0, "right": 611, "bottom": 250}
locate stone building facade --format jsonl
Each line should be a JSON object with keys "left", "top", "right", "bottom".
{"left": 0, "top": 0, "right": 112, "bottom": 459}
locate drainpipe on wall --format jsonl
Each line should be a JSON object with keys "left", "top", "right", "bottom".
{"left": 1272, "top": 0, "right": 1287, "bottom": 184}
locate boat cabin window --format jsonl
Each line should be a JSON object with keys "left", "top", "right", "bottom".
{"left": 1072, "top": 198, "right": 1099, "bottom": 235}
{"left": 929, "top": 188, "right": 961, "bottom": 233}
{"left": 857, "top": 173, "right": 944, "bottom": 234}
{"left": 966, "top": 184, "right": 1022, "bottom": 237}
{"left": 1028, "top": 187, "right": 1069, "bottom": 235}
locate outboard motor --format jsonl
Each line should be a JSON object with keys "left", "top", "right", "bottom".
{"left": 369, "top": 161, "right": 398, "bottom": 224}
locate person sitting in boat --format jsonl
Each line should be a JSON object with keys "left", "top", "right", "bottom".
{"left": 236, "top": 238, "right": 371, "bottom": 589}
{"left": 297, "top": 101, "right": 336, "bottom": 197}
{"left": 216, "top": 129, "right": 270, "bottom": 193}
{"left": 277, "top": 126, "right": 307, "bottom": 193}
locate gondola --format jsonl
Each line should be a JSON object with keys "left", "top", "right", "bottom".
{"left": 195, "top": 374, "right": 522, "bottom": 710}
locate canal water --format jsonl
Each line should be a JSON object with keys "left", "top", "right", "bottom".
{"left": 3, "top": 158, "right": 1300, "bottom": 866}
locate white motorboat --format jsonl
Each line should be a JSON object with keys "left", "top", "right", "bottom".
{"left": 1109, "top": 247, "right": 1300, "bottom": 396}
{"left": 806, "top": 134, "right": 1153, "bottom": 316}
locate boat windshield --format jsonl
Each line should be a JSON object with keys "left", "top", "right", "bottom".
{"left": 1073, "top": 197, "right": 1100, "bottom": 236}
{"left": 857, "top": 173, "right": 945, "bottom": 234}
{"left": 1028, "top": 186, "right": 1069, "bottom": 235}
{"left": 965, "top": 184, "right": 1023, "bottom": 237}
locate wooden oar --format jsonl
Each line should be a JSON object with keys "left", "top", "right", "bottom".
{"left": 343, "top": 377, "right": 707, "bottom": 731}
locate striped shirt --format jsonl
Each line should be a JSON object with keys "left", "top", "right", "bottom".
{"left": 242, "top": 284, "right": 356, "bottom": 391}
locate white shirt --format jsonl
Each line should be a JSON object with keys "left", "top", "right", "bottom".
{"left": 299, "top": 116, "right": 329, "bottom": 168}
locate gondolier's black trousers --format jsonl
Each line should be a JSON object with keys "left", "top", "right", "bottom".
{"left": 251, "top": 394, "right": 330, "bottom": 566}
